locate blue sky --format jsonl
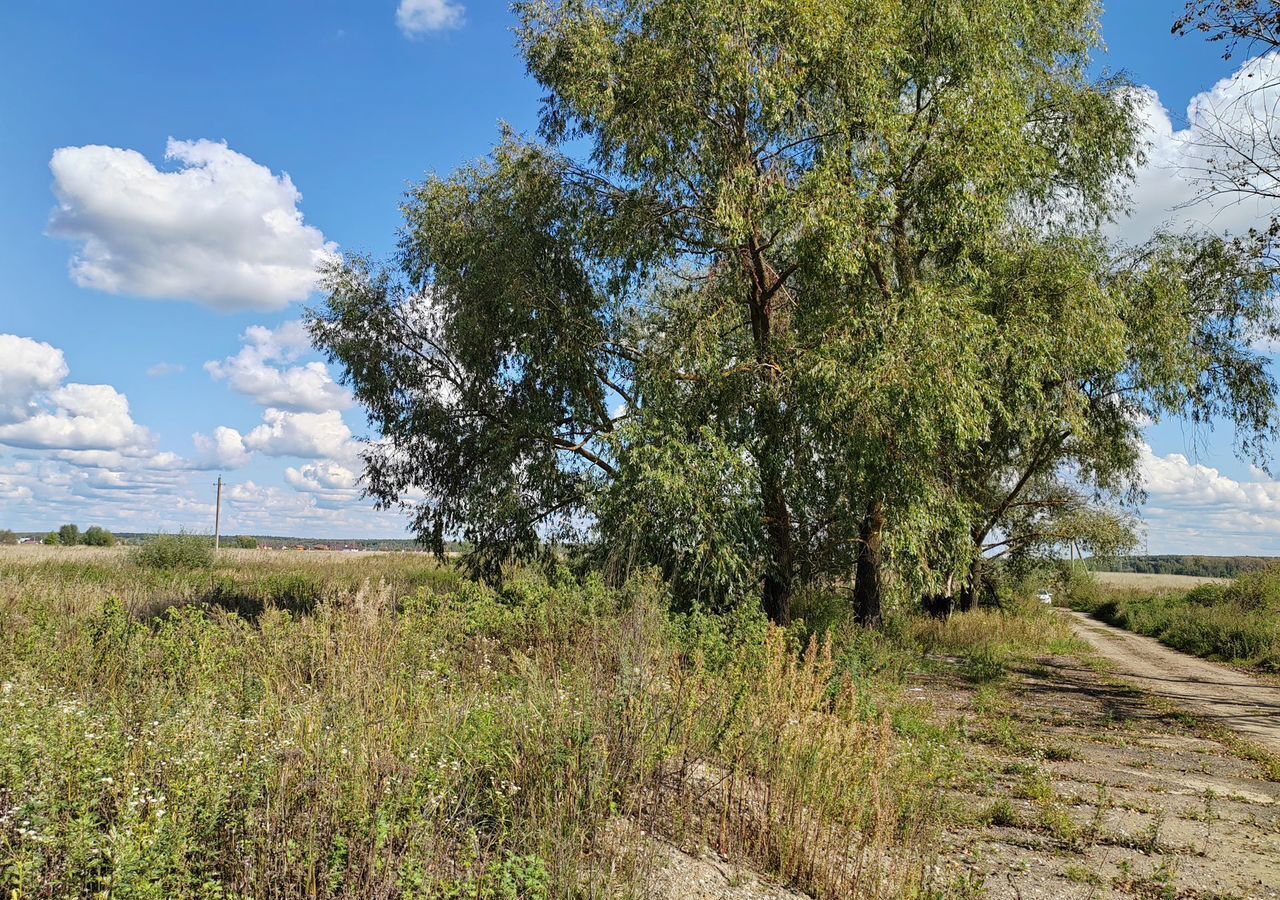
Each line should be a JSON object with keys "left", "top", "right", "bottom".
{"left": 0, "top": 1, "right": 1277, "bottom": 549}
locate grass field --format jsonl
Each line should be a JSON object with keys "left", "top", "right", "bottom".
{"left": 1091, "top": 571, "right": 1230, "bottom": 590}
{"left": 0, "top": 544, "right": 1085, "bottom": 898}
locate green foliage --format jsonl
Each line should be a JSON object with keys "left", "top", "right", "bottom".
{"left": 57, "top": 524, "right": 80, "bottom": 546}
{"left": 41, "top": 532, "right": 58, "bottom": 546}
{"left": 312, "top": 0, "right": 1265, "bottom": 625}
{"left": 233, "top": 535, "right": 259, "bottom": 549}
{"left": 132, "top": 532, "right": 216, "bottom": 571}
{"left": 0, "top": 530, "right": 15, "bottom": 546}
{"left": 82, "top": 526, "right": 116, "bottom": 547}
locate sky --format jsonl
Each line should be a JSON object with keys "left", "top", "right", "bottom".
{"left": 0, "top": 1, "right": 1278, "bottom": 550}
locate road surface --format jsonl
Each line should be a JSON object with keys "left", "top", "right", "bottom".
{"left": 1068, "top": 610, "right": 1280, "bottom": 753}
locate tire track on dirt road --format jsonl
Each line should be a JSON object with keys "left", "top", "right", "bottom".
{"left": 1068, "top": 609, "right": 1280, "bottom": 753}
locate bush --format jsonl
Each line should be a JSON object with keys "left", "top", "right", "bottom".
{"left": 132, "top": 532, "right": 216, "bottom": 570}
{"left": 0, "top": 529, "right": 16, "bottom": 545}
{"left": 233, "top": 535, "right": 259, "bottom": 549}
{"left": 83, "top": 526, "right": 116, "bottom": 547}
{"left": 42, "top": 532, "right": 59, "bottom": 545}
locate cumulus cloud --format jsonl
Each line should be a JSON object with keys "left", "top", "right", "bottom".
{"left": 0, "top": 335, "right": 69, "bottom": 424}
{"left": 192, "top": 426, "right": 253, "bottom": 470}
{"left": 1137, "top": 443, "right": 1280, "bottom": 552}
{"left": 0, "top": 468, "right": 35, "bottom": 503}
{"left": 48, "top": 138, "right": 337, "bottom": 312}
{"left": 1112, "top": 54, "right": 1280, "bottom": 244}
{"left": 50, "top": 448, "right": 188, "bottom": 471}
{"left": 205, "top": 321, "right": 351, "bottom": 412}
{"left": 397, "top": 0, "right": 465, "bottom": 36}
{"left": 0, "top": 382, "right": 152, "bottom": 453}
{"left": 242, "top": 409, "right": 359, "bottom": 461}
{"left": 285, "top": 460, "right": 360, "bottom": 495}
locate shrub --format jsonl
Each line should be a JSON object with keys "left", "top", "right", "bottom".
{"left": 132, "top": 531, "right": 216, "bottom": 570}
{"left": 41, "top": 532, "right": 59, "bottom": 545}
{"left": 0, "top": 529, "right": 16, "bottom": 545}
{"left": 233, "top": 535, "right": 259, "bottom": 549}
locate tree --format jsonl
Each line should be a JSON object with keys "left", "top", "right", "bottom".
{"left": 0, "top": 529, "right": 16, "bottom": 546}
{"left": 234, "top": 536, "right": 259, "bottom": 549}
{"left": 1173, "top": 1, "right": 1280, "bottom": 227}
{"left": 314, "top": 0, "right": 1142, "bottom": 623}
{"left": 1174, "top": 2, "right": 1280, "bottom": 57}
{"left": 83, "top": 526, "right": 116, "bottom": 547}
{"left": 58, "top": 524, "right": 80, "bottom": 546}
{"left": 945, "top": 231, "right": 1277, "bottom": 611}
{"left": 42, "top": 532, "right": 59, "bottom": 546}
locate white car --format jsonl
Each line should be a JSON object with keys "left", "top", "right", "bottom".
{"left": 1037, "top": 590, "right": 1053, "bottom": 605}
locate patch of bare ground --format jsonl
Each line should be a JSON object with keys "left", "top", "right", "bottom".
{"left": 604, "top": 819, "right": 811, "bottom": 900}
{"left": 926, "top": 656, "right": 1280, "bottom": 899}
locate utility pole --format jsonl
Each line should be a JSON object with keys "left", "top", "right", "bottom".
{"left": 214, "top": 476, "right": 223, "bottom": 552}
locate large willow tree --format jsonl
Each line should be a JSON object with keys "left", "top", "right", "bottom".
{"left": 312, "top": 0, "right": 1276, "bottom": 623}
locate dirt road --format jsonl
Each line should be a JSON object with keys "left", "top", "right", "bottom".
{"left": 1068, "top": 610, "right": 1280, "bottom": 753}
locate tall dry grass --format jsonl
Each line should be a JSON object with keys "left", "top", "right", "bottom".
{"left": 0, "top": 548, "right": 963, "bottom": 898}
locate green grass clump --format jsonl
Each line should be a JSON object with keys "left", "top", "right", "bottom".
{"left": 131, "top": 531, "right": 217, "bottom": 570}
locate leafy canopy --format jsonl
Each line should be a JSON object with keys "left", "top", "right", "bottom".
{"left": 312, "top": 0, "right": 1276, "bottom": 617}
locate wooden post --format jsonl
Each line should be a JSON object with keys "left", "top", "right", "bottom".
{"left": 214, "top": 476, "right": 222, "bottom": 551}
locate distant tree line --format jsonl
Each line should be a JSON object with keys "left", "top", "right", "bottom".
{"left": 33, "top": 524, "right": 118, "bottom": 547}
{"left": 1090, "top": 555, "right": 1275, "bottom": 579}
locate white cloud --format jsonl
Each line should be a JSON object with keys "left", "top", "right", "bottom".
{"left": 146, "top": 362, "right": 184, "bottom": 377}
{"left": 285, "top": 460, "right": 360, "bottom": 495}
{"left": 1112, "top": 55, "right": 1280, "bottom": 244}
{"left": 0, "top": 382, "right": 152, "bottom": 453}
{"left": 192, "top": 426, "right": 253, "bottom": 470}
{"left": 243, "top": 409, "right": 359, "bottom": 461}
{"left": 50, "top": 448, "right": 187, "bottom": 471}
{"left": 0, "top": 335, "right": 69, "bottom": 423}
{"left": 397, "top": 0, "right": 465, "bottom": 36}
{"left": 0, "top": 468, "right": 34, "bottom": 503}
{"left": 48, "top": 139, "right": 337, "bottom": 312}
{"left": 205, "top": 321, "right": 351, "bottom": 412}
{"left": 1138, "top": 443, "right": 1280, "bottom": 553}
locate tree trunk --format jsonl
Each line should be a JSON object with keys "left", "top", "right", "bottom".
{"left": 924, "top": 573, "right": 956, "bottom": 619}
{"left": 743, "top": 229, "right": 797, "bottom": 625}
{"left": 958, "top": 555, "right": 982, "bottom": 612}
{"left": 759, "top": 435, "right": 795, "bottom": 624}
{"left": 854, "top": 501, "right": 885, "bottom": 627}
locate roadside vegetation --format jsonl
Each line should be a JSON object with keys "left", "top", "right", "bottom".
{"left": 1071, "top": 566, "right": 1280, "bottom": 672}
{"left": 0, "top": 546, "right": 1081, "bottom": 898}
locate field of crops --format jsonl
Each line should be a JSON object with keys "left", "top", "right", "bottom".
{"left": 1091, "top": 571, "right": 1230, "bottom": 590}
